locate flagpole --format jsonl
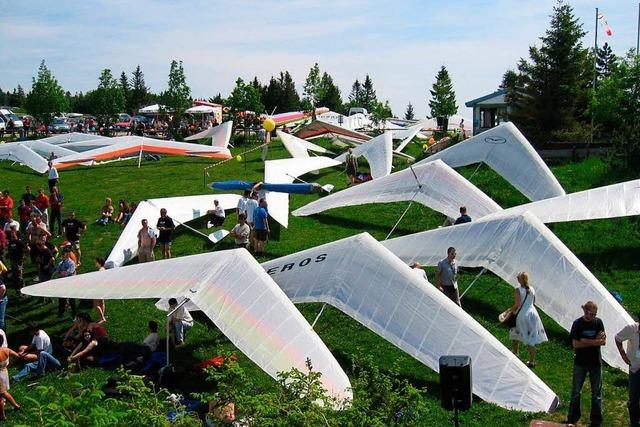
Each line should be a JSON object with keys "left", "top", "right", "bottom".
{"left": 591, "top": 7, "right": 598, "bottom": 147}
{"left": 637, "top": 3, "right": 639, "bottom": 55}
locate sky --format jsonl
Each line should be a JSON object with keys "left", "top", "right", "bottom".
{"left": 0, "top": 0, "right": 637, "bottom": 118}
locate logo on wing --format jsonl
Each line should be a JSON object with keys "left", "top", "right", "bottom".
{"left": 484, "top": 136, "right": 507, "bottom": 144}
{"left": 265, "top": 254, "right": 328, "bottom": 275}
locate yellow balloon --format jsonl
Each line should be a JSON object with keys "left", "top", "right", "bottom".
{"left": 263, "top": 118, "right": 276, "bottom": 132}
{"left": 235, "top": 155, "right": 242, "bottom": 162}
{"left": 422, "top": 144, "right": 428, "bottom": 151}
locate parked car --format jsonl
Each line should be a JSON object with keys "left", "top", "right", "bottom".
{"left": 48, "top": 117, "right": 71, "bottom": 133}
{"left": 0, "top": 117, "right": 5, "bottom": 133}
{"left": 131, "top": 115, "right": 154, "bottom": 126}
{"left": 114, "top": 117, "right": 133, "bottom": 131}
{"left": 0, "top": 108, "right": 24, "bottom": 128}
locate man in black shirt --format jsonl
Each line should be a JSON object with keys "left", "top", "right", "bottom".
{"left": 7, "top": 229, "right": 27, "bottom": 291}
{"left": 20, "top": 186, "right": 36, "bottom": 205}
{"left": 61, "top": 211, "right": 86, "bottom": 266}
{"left": 156, "top": 208, "right": 175, "bottom": 259}
{"left": 566, "top": 301, "right": 606, "bottom": 427}
{"left": 33, "top": 241, "right": 54, "bottom": 283}
{"left": 454, "top": 206, "right": 472, "bottom": 225}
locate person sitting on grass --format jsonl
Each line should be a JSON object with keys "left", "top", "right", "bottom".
{"left": 207, "top": 200, "right": 225, "bottom": 228}
{"left": 68, "top": 321, "right": 109, "bottom": 370}
{"left": 114, "top": 200, "right": 131, "bottom": 226}
{"left": 96, "top": 197, "right": 114, "bottom": 225}
{"left": 0, "top": 335, "right": 21, "bottom": 421}
{"left": 16, "top": 324, "right": 52, "bottom": 363}
{"left": 12, "top": 337, "right": 61, "bottom": 382}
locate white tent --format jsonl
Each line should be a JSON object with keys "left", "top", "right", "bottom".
{"left": 382, "top": 212, "right": 635, "bottom": 371}
{"left": 292, "top": 160, "right": 502, "bottom": 220}
{"left": 262, "top": 157, "right": 342, "bottom": 228}
{"left": 106, "top": 194, "right": 241, "bottom": 268}
{"left": 261, "top": 233, "right": 559, "bottom": 413}
{"left": 483, "top": 179, "right": 640, "bottom": 223}
{"left": 138, "top": 104, "right": 171, "bottom": 114}
{"left": 277, "top": 130, "right": 333, "bottom": 158}
{"left": 416, "top": 122, "right": 565, "bottom": 201}
{"left": 35, "top": 132, "right": 108, "bottom": 145}
{"left": 0, "top": 143, "right": 48, "bottom": 173}
{"left": 21, "top": 249, "right": 352, "bottom": 402}
{"left": 185, "top": 105, "right": 216, "bottom": 114}
{"left": 184, "top": 121, "right": 233, "bottom": 149}
{"left": 334, "top": 131, "right": 393, "bottom": 179}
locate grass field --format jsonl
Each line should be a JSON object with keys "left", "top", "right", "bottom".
{"left": 1, "top": 136, "right": 638, "bottom": 426}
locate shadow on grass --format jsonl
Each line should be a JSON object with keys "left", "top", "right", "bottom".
{"left": 313, "top": 213, "right": 415, "bottom": 236}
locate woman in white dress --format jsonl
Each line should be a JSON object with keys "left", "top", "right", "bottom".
{"left": 509, "top": 272, "right": 548, "bottom": 368}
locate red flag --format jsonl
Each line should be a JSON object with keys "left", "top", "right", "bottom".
{"left": 597, "top": 12, "right": 614, "bottom": 37}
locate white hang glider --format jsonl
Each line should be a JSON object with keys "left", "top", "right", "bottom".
{"left": 334, "top": 131, "right": 393, "bottom": 179}
{"left": 21, "top": 140, "right": 77, "bottom": 159}
{"left": 106, "top": 194, "right": 241, "bottom": 268}
{"left": 0, "top": 143, "right": 49, "bottom": 173}
{"left": 393, "top": 122, "right": 427, "bottom": 153}
{"left": 35, "top": 132, "right": 109, "bottom": 145}
{"left": 415, "top": 122, "right": 565, "bottom": 201}
{"left": 260, "top": 233, "right": 559, "bottom": 413}
{"left": 21, "top": 249, "right": 352, "bottom": 403}
{"left": 184, "top": 121, "right": 233, "bottom": 149}
{"left": 381, "top": 212, "right": 635, "bottom": 371}
{"left": 294, "top": 120, "right": 371, "bottom": 142}
{"left": 277, "top": 131, "right": 334, "bottom": 159}
{"left": 292, "top": 159, "right": 502, "bottom": 220}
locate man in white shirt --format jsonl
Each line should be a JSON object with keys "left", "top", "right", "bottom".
{"left": 230, "top": 214, "right": 250, "bottom": 249}
{"left": 236, "top": 190, "right": 250, "bottom": 217}
{"left": 615, "top": 316, "right": 640, "bottom": 427}
{"left": 245, "top": 192, "right": 259, "bottom": 227}
{"left": 168, "top": 298, "right": 193, "bottom": 346}
{"left": 143, "top": 320, "right": 160, "bottom": 352}
{"left": 410, "top": 262, "right": 428, "bottom": 282}
{"left": 17, "top": 325, "right": 52, "bottom": 363}
{"left": 207, "top": 200, "right": 226, "bottom": 228}
{"left": 47, "top": 161, "right": 59, "bottom": 192}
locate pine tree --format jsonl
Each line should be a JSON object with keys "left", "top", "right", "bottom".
{"left": 129, "top": 65, "right": 150, "bottom": 112}
{"left": 89, "top": 69, "right": 125, "bottom": 126}
{"left": 428, "top": 65, "right": 457, "bottom": 119}
{"left": 119, "top": 72, "right": 130, "bottom": 113}
{"left": 361, "top": 75, "right": 377, "bottom": 111}
{"left": 347, "top": 79, "right": 363, "bottom": 107}
{"left": 596, "top": 42, "right": 617, "bottom": 80}
{"left": 9, "top": 85, "right": 26, "bottom": 108}
{"left": 303, "top": 63, "right": 321, "bottom": 109}
{"left": 316, "top": 72, "right": 343, "bottom": 113}
{"left": 209, "top": 93, "right": 225, "bottom": 105}
{"left": 280, "top": 71, "right": 300, "bottom": 112}
{"left": 262, "top": 76, "right": 282, "bottom": 113}
{"left": 227, "top": 78, "right": 264, "bottom": 114}
{"left": 25, "top": 60, "right": 69, "bottom": 127}
{"left": 404, "top": 103, "right": 415, "bottom": 120}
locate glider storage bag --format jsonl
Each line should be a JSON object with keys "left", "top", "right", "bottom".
{"left": 439, "top": 355, "right": 472, "bottom": 411}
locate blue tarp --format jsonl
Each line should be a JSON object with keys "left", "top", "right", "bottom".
{"left": 209, "top": 180, "right": 315, "bottom": 194}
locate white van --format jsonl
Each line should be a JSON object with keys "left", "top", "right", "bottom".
{"left": 348, "top": 107, "right": 368, "bottom": 117}
{"left": 0, "top": 109, "right": 23, "bottom": 128}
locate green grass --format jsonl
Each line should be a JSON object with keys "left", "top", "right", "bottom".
{"left": 1, "top": 139, "right": 639, "bottom": 426}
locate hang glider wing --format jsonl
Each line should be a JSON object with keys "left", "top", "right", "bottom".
{"left": 294, "top": 120, "right": 370, "bottom": 142}
{"left": 22, "top": 140, "right": 76, "bottom": 159}
{"left": 265, "top": 108, "right": 330, "bottom": 126}
{"left": 334, "top": 131, "right": 393, "bottom": 179}
{"left": 292, "top": 159, "right": 502, "bottom": 219}
{"left": 35, "top": 132, "right": 109, "bottom": 145}
{"left": 382, "top": 212, "right": 635, "bottom": 371}
{"left": 184, "top": 121, "right": 233, "bottom": 149}
{"left": 394, "top": 122, "right": 426, "bottom": 153}
{"left": 106, "top": 194, "right": 241, "bottom": 267}
{"left": 262, "top": 233, "right": 558, "bottom": 413}
{"left": 263, "top": 157, "right": 342, "bottom": 228}
{"left": 22, "top": 249, "right": 352, "bottom": 402}
{"left": 0, "top": 143, "right": 48, "bottom": 173}
{"left": 415, "top": 122, "right": 565, "bottom": 201}
{"left": 277, "top": 131, "right": 334, "bottom": 158}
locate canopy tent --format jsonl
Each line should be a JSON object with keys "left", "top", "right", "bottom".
{"left": 0, "top": 143, "right": 48, "bottom": 173}
{"left": 35, "top": 132, "right": 109, "bottom": 145}
{"left": 263, "top": 157, "right": 341, "bottom": 227}
{"left": 292, "top": 159, "right": 502, "bottom": 219}
{"left": 210, "top": 180, "right": 317, "bottom": 195}
{"left": 277, "top": 130, "right": 334, "bottom": 158}
{"left": 260, "top": 233, "right": 558, "bottom": 413}
{"left": 106, "top": 194, "right": 241, "bottom": 268}
{"left": 334, "top": 131, "right": 393, "bottom": 179}
{"left": 52, "top": 136, "right": 231, "bottom": 169}
{"left": 294, "top": 120, "right": 370, "bottom": 142}
{"left": 184, "top": 121, "right": 233, "bottom": 149}
{"left": 415, "top": 122, "right": 565, "bottom": 201}
{"left": 382, "top": 212, "right": 635, "bottom": 371}
{"left": 21, "top": 249, "right": 352, "bottom": 403}
{"left": 185, "top": 105, "right": 216, "bottom": 114}
{"left": 138, "top": 104, "right": 171, "bottom": 114}
{"left": 482, "top": 179, "right": 640, "bottom": 223}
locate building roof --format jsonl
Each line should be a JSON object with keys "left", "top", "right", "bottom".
{"left": 465, "top": 88, "right": 507, "bottom": 107}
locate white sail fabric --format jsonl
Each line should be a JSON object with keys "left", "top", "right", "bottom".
{"left": 393, "top": 123, "right": 425, "bottom": 153}
{"left": 184, "top": 121, "right": 233, "bottom": 149}
{"left": 483, "top": 179, "right": 640, "bottom": 223}
{"left": 52, "top": 136, "right": 231, "bottom": 169}
{"left": 334, "top": 131, "right": 393, "bottom": 179}
{"left": 106, "top": 194, "right": 241, "bottom": 267}
{"left": 277, "top": 131, "right": 333, "bottom": 158}
{"left": 35, "top": 132, "right": 108, "bottom": 145}
{"left": 21, "top": 140, "right": 76, "bottom": 159}
{"left": 382, "top": 212, "right": 635, "bottom": 371}
{"left": 58, "top": 138, "right": 118, "bottom": 153}
{"left": 416, "top": 122, "right": 565, "bottom": 201}
{"left": 21, "top": 249, "right": 352, "bottom": 402}
{"left": 295, "top": 120, "right": 370, "bottom": 141}
{"left": 262, "top": 233, "right": 558, "bottom": 413}
{"left": 0, "top": 143, "right": 48, "bottom": 173}
{"left": 292, "top": 160, "right": 502, "bottom": 219}
{"left": 263, "top": 157, "right": 342, "bottom": 227}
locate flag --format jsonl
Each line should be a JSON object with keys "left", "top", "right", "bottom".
{"left": 597, "top": 12, "right": 614, "bottom": 37}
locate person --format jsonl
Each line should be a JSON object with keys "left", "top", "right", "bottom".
{"left": 566, "top": 301, "right": 606, "bottom": 427}
{"left": 0, "top": 335, "right": 21, "bottom": 420}
{"left": 345, "top": 147, "right": 359, "bottom": 186}
{"left": 143, "top": 320, "right": 160, "bottom": 352}
{"left": 17, "top": 199, "right": 34, "bottom": 232}
{"left": 253, "top": 198, "right": 269, "bottom": 255}
{"left": 137, "top": 219, "right": 156, "bottom": 263}
{"left": 0, "top": 228, "right": 5, "bottom": 264}
{"left": 62, "top": 313, "right": 91, "bottom": 353}
{"left": 47, "top": 161, "right": 59, "bottom": 192}
{"left": 33, "top": 240, "right": 54, "bottom": 285}
{"left": 17, "top": 325, "right": 52, "bottom": 363}
{"left": 0, "top": 190, "right": 14, "bottom": 229}
{"left": 410, "top": 262, "right": 428, "bottom": 282}
{"left": 114, "top": 200, "right": 131, "bottom": 226}
{"left": 245, "top": 192, "right": 259, "bottom": 228}
{"left": 6, "top": 229, "right": 26, "bottom": 292}
{"left": 53, "top": 248, "right": 77, "bottom": 318}
{"left": 435, "top": 247, "right": 461, "bottom": 306}
{"left": 35, "top": 188, "right": 50, "bottom": 225}
{"left": 615, "top": 314, "right": 640, "bottom": 427}
{"left": 96, "top": 198, "right": 114, "bottom": 225}
{"left": 230, "top": 214, "right": 250, "bottom": 249}
{"left": 20, "top": 185, "right": 36, "bottom": 205}
{"left": 49, "top": 186, "right": 63, "bottom": 236}
{"left": 508, "top": 272, "right": 547, "bottom": 368}
{"left": 0, "top": 279, "right": 6, "bottom": 332}
{"left": 156, "top": 208, "right": 175, "bottom": 259}
{"left": 168, "top": 298, "right": 193, "bottom": 346}
{"left": 68, "top": 330, "right": 101, "bottom": 370}
{"left": 207, "top": 199, "right": 225, "bottom": 228}
{"left": 93, "top": 257, "right": 107, "bottom": 323}
{"left": 26, "top": 213, "right": 51, "bottom": 267}
{"left": 62, "top": 210, "right": 86, "bottom": 265}
{"left": 454, "top": 206, "right": 472, "bottom": 225}
{"left": 12, "top": 330, "right": 61, "bottom": 382}
{"left": 236, "top": 189, "right": 250, "bottom": 218}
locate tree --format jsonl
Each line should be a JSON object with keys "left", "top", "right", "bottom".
{"left": 302, "top": 63, "right": 322, "bottom": 109}
{"left": 262, "top": 76, "right": 282, "bottom": 113}
{"left": 226, "top": 77, "right": 264, "bottom": 114}
{"left": 428, "top": 65, "right": 457, "bottom": 120}
{"left": 316, "top": 72, "right": 343, "bottom": 113}
{"left": 89, "top": 68, "right": 125, "bottom": 126}
{"left": 404, "top": 103, "right": 415, "bottom": 120}
{"left": 160, "top": 60, "right": 191, "bottom": 136}
{"left": 9, "top": 85, "right": 26, "bottom": 108}
{"left": 596, "top": 42, "right": 617, "bottom": 80}
{"left": 209, "top": 93, "right": 225, "bottom": 105}
{"left": 129, "top": 65, "right": 150, "bottom": 112}
{"left": 25, "top": 60, "right": 69, "bottom": 127}
{"left": 347, "top": 79, "right": 363, "bottom": 108}
{"left": 370, "top": 100, "right": 393, "bottom": 125}
{"left": 361, "top": 75, "right": 377, "bottom": 111}
{"left": 507, "top": 1, "right": 589, "bottom": 142}
{"left": 279, "top": 71, "right": 300, "bottom": 112}
{"left": 119, "top": 71, "right": 130, "bottom": 113}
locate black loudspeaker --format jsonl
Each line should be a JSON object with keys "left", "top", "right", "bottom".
{"left": 439, "top": 355, "right": 472, "bottom": 411}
